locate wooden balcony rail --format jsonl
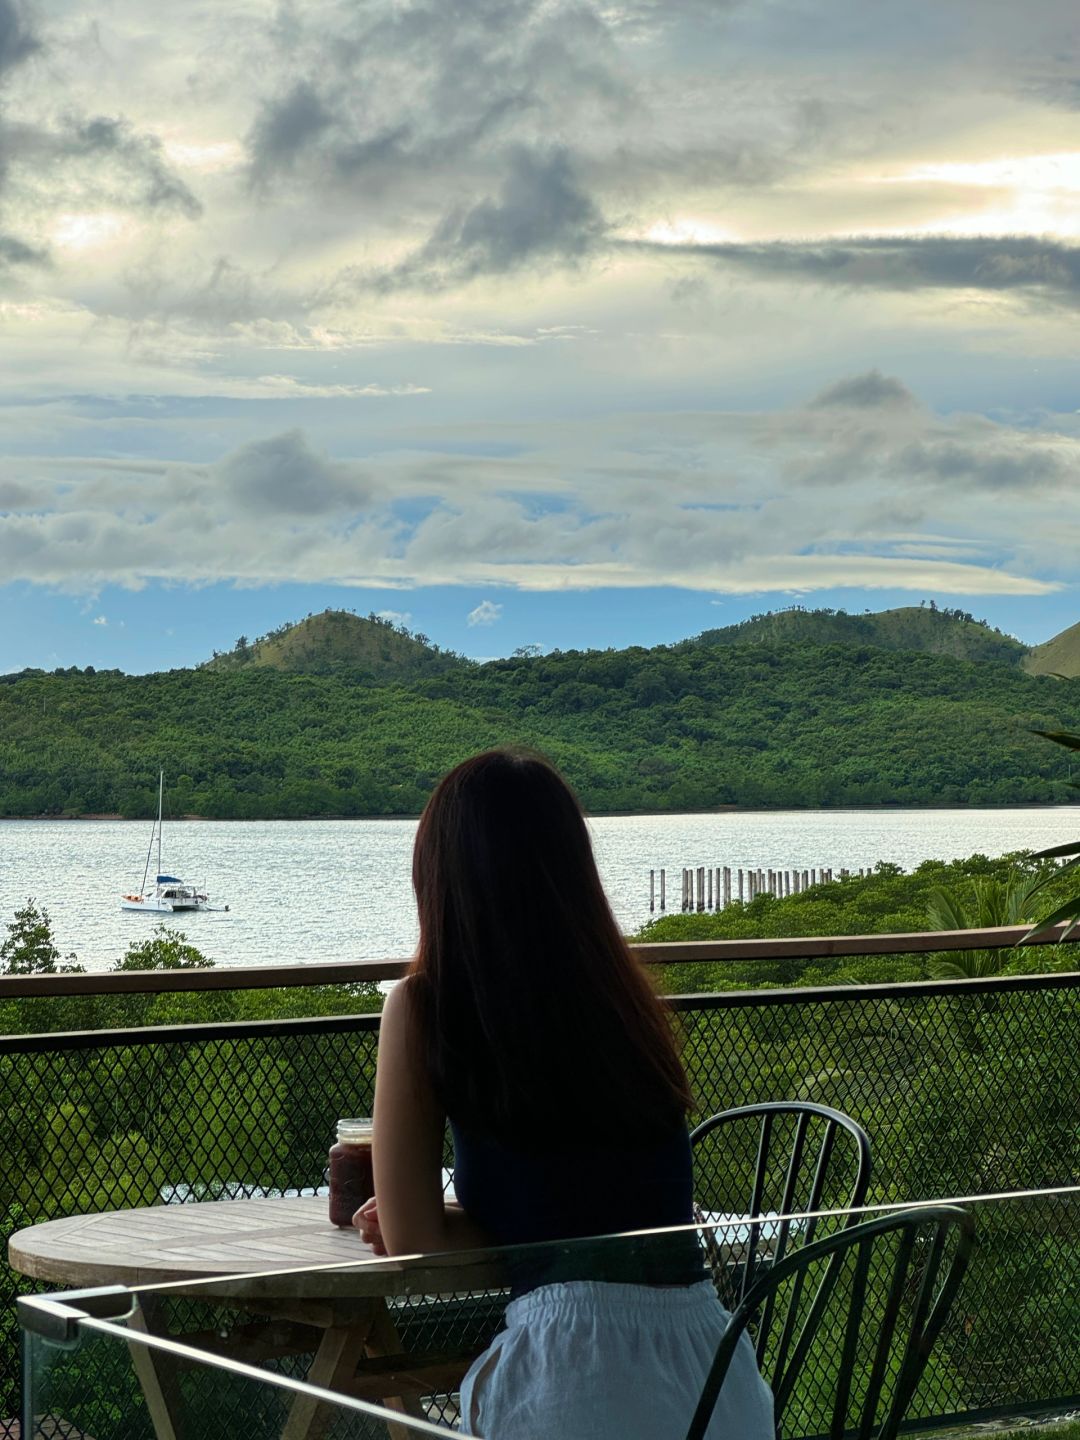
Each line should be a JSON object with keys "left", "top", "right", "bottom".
{"left": 0, "top": 922, "right": 1074, "bottom": 997}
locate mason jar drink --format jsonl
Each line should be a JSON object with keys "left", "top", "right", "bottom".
{"left": 328, "top": 1118, "right": 374, "bottom": 1228}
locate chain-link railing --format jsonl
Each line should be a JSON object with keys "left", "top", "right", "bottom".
{"left": 4, "top": 967, "right": 1080, "bottom": 1433}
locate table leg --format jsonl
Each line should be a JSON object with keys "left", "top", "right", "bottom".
{"left": 281, "top": 1314, "right": 377, "bottom": 1440}
{"left": 127, "top": 1299, "right": 183, "bottom": 1440}
{"left": 281, "top": 1303, "right": 429, "bottom": 1440}
{"left": 362, "top": 1307, "right": 430, "bottom": 1436}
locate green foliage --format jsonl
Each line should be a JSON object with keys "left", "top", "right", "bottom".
{"left": 925, "top": 873, "right": 1044, "bottom": 979}
{"left": 16, "top": 1103, "right": 168, "bottom": 1215}
{"left": 0, "top": 898, "right": 82, "bottom": 975}
{"left": 692, "top": 602, "right": 1028, "bottom": 668}
{"left": 2, "top": 626, "right": 1080, "bottom": 817}
{"left": 1027, "top": 729, "right": 1080, "bottom": 938}
{"left": 636, "top": 854, "right": 1078, "bottom": 993}
{"left": 115, "top": 925, "right": 216, "bottom": 970}
{"left": 0, "top": 910, "right": 383, "bottom": 1034}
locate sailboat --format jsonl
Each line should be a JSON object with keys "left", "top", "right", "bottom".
{"left": 120, "top": 772, "right": 228, "bottom": 913}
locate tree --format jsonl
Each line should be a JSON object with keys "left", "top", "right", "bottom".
{"left": 0, "top": 900, "right": 81, "bottom": 975}
{"left": 114, "top": 925, "right": 216, "bottom": 971}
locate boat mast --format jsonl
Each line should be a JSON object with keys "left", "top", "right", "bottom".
{"left": 157, "top": 770, "right": 163, "bottom": 888}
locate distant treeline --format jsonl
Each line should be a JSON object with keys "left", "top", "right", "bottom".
{"left": 1, "top": 640, "right": 1078, "bottom": 817}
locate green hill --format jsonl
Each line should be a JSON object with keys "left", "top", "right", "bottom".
{"left": 2, "top": 624, "right": 1080, "bottom": 817}
{"left": 1023, "top": 618, "right": 1080, "bottom": 679}
{"left": 202, "top": 609, "right": 465, "bottom": 679}
{"left": 691, "top": 605, "right": 1028, "bottom": 667}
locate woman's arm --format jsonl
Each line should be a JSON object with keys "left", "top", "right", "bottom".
{"left": 366, "top": 978, "right": 491, "bottom": 1255}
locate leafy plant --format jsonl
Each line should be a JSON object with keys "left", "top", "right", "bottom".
{"left": 1026, "top": 730, "right": 1080, "bottom": 940}
{"left": 925, "top": 874, "right": 1043, "bottom": 979}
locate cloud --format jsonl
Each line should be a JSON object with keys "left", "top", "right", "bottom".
{"left": 216, "top": 375, "right": 430, "bottom": 400}
{"left": 242, "top": 0, "right": 631, "bottom": 193}
{"left": 0, "top": 0, "right": 40, "bottom": 79}
{"left": 22, "top": 113, "right": 204, "bottom": 218}
{"left": 375, "top": 609, "right": 412, "bottom": 626}
{"left": 5, "top": 0, "right": 1080, "bottom": 627}
{"left": 247, "top": 80, "right": 334, "bottom": 185}
{"left": 467, "top": 600, "right": 503, "bottom": 626}
{"left": 1, "top": 379, "right": 1077, "bottom": 600}
{"left": 92, "top": 614, "right": 107, "bottom": 625}
{"left": 0, "top": 477, "right": 37, "bottom": 508}
{"left": 65, "top": 116, "right": 202, "bottom": 217}
{"left": 629, "top": 234, "right": 1080, "bottom": 305}
{"left": 0, "top": 232, "right": 46, "bottom": 265}
{"left": 810, "top": 371, "right": 918, "bottom": 410}
{"left": 214, "top": 430, "right": 375, "bottom": 517}
{"left": 364, "top": 147, "right": 608, "bottom": 291}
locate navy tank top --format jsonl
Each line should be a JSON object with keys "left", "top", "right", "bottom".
{"left": 450, "top": 1118, "right": 704, "bottom": 1291}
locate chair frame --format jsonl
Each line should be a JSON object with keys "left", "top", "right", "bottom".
{"left": 685, "top": 1204, "right": 976, "bottom": 1440}
{"left": 690, "top": 1101, "right": 873, "bottom": 1321}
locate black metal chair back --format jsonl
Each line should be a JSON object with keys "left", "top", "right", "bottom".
{"left": 686, "top": 1204, "right": 976, "bottom": 1440}
{"left": 690, "top": 1102, "right": 872, "bottom": 1320}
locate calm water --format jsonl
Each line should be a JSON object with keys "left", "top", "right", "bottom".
{"left": 2, "top": 807, "right": 1078, "bottom": 971}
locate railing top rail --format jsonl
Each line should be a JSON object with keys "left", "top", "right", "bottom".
{"left": 2, "top": 967, "right": 1078, "bottom": 1054}
{"left": 0, "top": 923, "right": 1074, "bottom": 997}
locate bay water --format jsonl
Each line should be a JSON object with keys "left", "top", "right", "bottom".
{"left": 1, "top": 806, "right": 1078, "bottom": 972}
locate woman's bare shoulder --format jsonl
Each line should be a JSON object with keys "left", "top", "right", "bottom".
{"left": 380, "top": 975, "right": 423, "bottom": 1037}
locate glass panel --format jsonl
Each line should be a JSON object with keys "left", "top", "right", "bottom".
{"left": 20, "top": 1191, "right": 1080, "bottom": 1439}
{"left": 22, "top": 1301, "right": 457, "bottom": 1440}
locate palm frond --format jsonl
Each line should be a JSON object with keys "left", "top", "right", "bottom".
{"left": 1021, "top": 898, "right": 1080, "bottom": 944}
{"left": 1031, "top": 729, "right": 1080, "bottom": 751}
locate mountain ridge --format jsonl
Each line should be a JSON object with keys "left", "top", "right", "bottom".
{"left": 193, "top": 603, "right": 1079, "bottom": 679}
{"left": 688, "top": 604, "right": 1032, "bottom": 668}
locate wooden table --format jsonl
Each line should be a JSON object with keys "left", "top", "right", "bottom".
{"left": 10, "top": 1195, "right": 501, "bottom": 1440}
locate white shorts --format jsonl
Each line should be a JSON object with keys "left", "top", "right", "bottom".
{"left": 458, "top": 1280, "right": 775, "bottom": 1439}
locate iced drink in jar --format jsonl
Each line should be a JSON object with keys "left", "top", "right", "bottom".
{"left": 328, "top": 1118, "right": 374, "bottom": 1227}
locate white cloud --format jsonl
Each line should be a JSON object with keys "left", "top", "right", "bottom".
{"left": 467, "top": 600, "right": 504, "bottom": 626}
{"left": 375, "top": 609, "right": 412, "bottom": 625}
{"left": 0, "top": 377, "right": 1077, "bottom": 599}
{"left": 92, "top": 615, "right": 107, "bottom": 625}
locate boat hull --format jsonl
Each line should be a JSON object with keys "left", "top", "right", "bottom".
{"left": 121, "top": 895, "right": 216, "bottom": 913}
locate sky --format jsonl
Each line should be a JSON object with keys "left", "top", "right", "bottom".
{"left": 2, "top": 0, "right": 1080, "bottom": 672}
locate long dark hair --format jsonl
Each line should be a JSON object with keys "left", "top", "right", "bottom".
{"left": 408, "top": 748, "right": 692, "bottom": 1143}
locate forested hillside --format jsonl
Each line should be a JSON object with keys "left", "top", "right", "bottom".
{"left": 2, "top": 632, "right": 1079, "bottom": 817}
{"left": 692, "top": 604, "right": 1029, "bottom": 667}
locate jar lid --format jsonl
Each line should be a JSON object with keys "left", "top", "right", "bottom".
{"left": 336, "top": 1117, "right": 373, "bottom": 1142}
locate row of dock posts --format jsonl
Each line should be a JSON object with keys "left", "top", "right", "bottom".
{"left": 647, "top": 866, "right": 870, "bottom": 912}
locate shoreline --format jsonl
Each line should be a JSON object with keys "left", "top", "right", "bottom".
{"left": 3, "top": 801, "right": 1080, "bottom": 823}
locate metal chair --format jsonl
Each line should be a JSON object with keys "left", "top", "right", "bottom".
{"left": 690, "top": 1102, "right": 873, "bottom": 1312}
{"left": 686, "top": 1204, "right": 976, "bottom": 1440}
